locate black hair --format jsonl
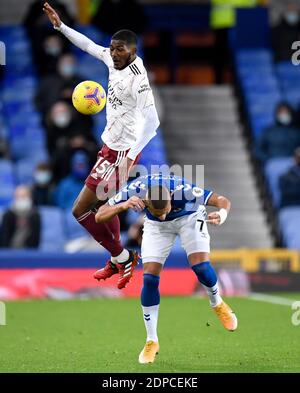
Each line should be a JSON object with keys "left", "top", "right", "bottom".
{"left": 147, "top": 185, "right": 170, "bottom": 210}
{"left": 111, "top": 29, "right": 137, "bottom": 46}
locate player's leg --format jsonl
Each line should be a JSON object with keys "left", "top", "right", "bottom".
{"left": 73, "top": 184, "right": 138, "bottom": 287}
{"left": 138, "top": 219, "right": 176, "bottom": 364}
{"left": 72, "top": 185, "right": 123, "bottom": 257}
{"left": 180, "top": 213, "right": 237, "bottom": 331}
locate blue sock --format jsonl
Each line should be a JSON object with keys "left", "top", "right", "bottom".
{"left": 191, "top": 261, "right": 217, "bottom": 287}
{"left": 192, "top": 261, "right": 222, "bottom": 307}
{"left": 141, "top": 274, "right": 160, "bottom": 306}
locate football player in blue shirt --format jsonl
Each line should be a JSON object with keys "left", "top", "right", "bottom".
{"left": 95, "top": 174, "right": 238, "bottom": 364}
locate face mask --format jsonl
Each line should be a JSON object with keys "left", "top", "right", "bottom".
{"left": 277, "top": 113, "right": 292, "bottom": 125}
{"left": 35, "top": 171, "right": 52, "bottom": 185}
{"left": 14, "top": 198, "right": 32, "bottom": 212}
{"left": 59, "top": 64, "right": 76, "bottom": 78}
{"left": 284, "top": 12, "right": 300, "bottom": 26}
{"left": 53, "top": 112, "right": 71, "bottom": 128}
{"left": 45, "top": 45, "right": 62, "bottom": 57}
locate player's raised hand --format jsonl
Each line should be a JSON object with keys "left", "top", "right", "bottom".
{"left": 43, "top": 2, "right": 61, "bottom": 28}
{"left": 124, "top": 196, "right": 145, "bottom": 212}
{"left": 206, "top": 212, "right": 221, "bottom": 226}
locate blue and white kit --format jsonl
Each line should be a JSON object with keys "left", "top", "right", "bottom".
{"left": 108, "top": 174, "right": 214, "bottom": 264}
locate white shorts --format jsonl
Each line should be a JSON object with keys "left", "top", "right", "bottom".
{"left": 141, "top": 209, "right": 210, "bottom": 265}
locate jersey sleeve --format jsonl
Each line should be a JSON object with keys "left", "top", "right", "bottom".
{"left": 132, "top": 73, "right": 155, "bottom": 110}
{"left": 56, "top": 23, "right": 112, "bottom": 67}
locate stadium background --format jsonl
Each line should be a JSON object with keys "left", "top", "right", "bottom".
{"left": 0, "top": 0, "right": 300, "bottom": 373}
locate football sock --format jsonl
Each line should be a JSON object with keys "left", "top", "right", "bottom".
{"left": 192, "top": 261, "right": 222, "bottom": 307}
{"left": 111, "top": 248, "right": 130, "bottom": 264}
{"left": 141, "top": 274, "right": 160, "bottom": 342}
{"left": 76, "top": 210, "right": 123, "bottom": 256}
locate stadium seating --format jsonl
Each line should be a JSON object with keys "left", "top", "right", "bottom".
{"left": 0, "top": 159, "right": 15, "bottom": 206}
{"left": 279, "top": 207, "right": 300, "bottom": 249}
{"left": 39, "top": 207, "right": 66, "bottom": 251}
{"left": 0, "top": 23, "right": 168, "bottom": 252}
{"left": 264, "top": 157, "right": 294, "bottom": 208}
{"left": 64, "top": 209, "right": 89, "bottom": 240}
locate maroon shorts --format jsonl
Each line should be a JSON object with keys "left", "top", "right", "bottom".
{"left": 85, "top": 144, "right": 141, "bottom": 199}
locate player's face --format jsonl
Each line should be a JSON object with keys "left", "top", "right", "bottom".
{"left": 147, "top": 201, "right": 172, "bottom": 221}
{"left": 110, "top": 40, "right": 135, "bottom": 70}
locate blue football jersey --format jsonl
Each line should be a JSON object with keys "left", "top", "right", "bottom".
{"left": 108, "top": 174, "right": 213, "bottom": 222}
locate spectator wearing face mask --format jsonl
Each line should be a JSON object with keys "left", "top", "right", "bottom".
{"left": 32, "top": 162, "right": 54, "bottom": 206}
{"left": 0, "top": 186, "right": 41, "bottom": 249}
{"left": 24, "top": 0, "right": 73, "bottom": 73}
{"left": 36, "top": 34, "right": 70, "bottom": 76}
{"left": 255, "top": 103, "right": 300, "bottom": 165}
{"left": 272, "top": 1, "right": 300, "bottom": 62}
{"left": 35, "top": 53, "right": 83, "bottom": 115}
{"left": 51, "top": 133, "right": 98, "bottom": 183}
{"left": 44, "top": 101, "right": 95, "bottom": 154}
{"left": 279, "top": 146, "right": 300, "bottom": 208}
{"left": 54, "top": 151, "right": 90, "bottom": 210}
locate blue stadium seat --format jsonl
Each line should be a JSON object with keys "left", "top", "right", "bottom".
{"left": 276, "top": 61, "right": 300, "bottom": 79}
{"left": 264, "top": 157, "right": 294, "bottom": 207}
{"left": 64, "top": 209, "right": 88, "bottom": 240}
{"left": 9, "top": 125, "right": 48, "bottom": 161}
{"left": 279, "top": 207, "right": 300, "bottom": 250}
{"left": 236, "top": 49, "right": 273, "bottom": 68}
{"left": 14, "top": 159, "right": 37, "bottom": 185}
{"left": 39, "top": 206, "right": 66, "bottom": 251}
{"left": 0, "top": 206, "right": 4, "bottom": 226}
{"left": 0, "top": 159, "right": 15, "bottom": 207}
{"left": 250, "top": 112, "right": 274, "bottom": 138}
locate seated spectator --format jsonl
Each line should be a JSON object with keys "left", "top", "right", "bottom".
{"left": 272, "top": 1, "right": 300, "bottom": 62}
{"left": 37, "top": 33, "right": 71, "bottom": 76}
{"left": 51, "top": 133, "right": 98, "bottom": 183}
{"left": 44, "top": 101, "right": 95, "bottom": 154}
{"left": 35, "top": 53, "right": 83, "bottom": 114}
{"left": 0, "top": 186, "right": 41, "bottom": 249}
{"left": 125, "top": 215, "right": 144, "bottom": 249}
{"left": 24, "top": 0, "right": 73, "bottom": 71}
{"left": 255, "top": 103, "right": 300, "bottom": 165}
{"left": 279, "top": 147, "right": 300, "bottom": 208}
{"left": 32, "top": 162, "right": 54, "bottom": 206}
{"left": 54, "top": 151, "right": 90, "bottom": 209}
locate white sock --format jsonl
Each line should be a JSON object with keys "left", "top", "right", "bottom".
{"left": 111, "top": 249, "right": 130, "bottom": 264}
{"left": 202, "top": 282, "right": 222, "bottom": 307}
{"left": 142, "top": 305, "right": 159, "bottom": 342}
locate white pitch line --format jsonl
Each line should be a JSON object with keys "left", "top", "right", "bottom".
{"left": 248, "top": 293, "right": 298, "bottom": 307}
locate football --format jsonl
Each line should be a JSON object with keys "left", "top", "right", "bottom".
{"left": 72, "top": 80, "right": 106, "bottom": 115}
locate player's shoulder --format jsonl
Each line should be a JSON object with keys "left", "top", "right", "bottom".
{"left": 128, "top": 57, "right": 146, "bottom": 77}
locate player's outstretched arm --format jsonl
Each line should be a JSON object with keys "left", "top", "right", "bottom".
{"left": 43, "top": 2, "right": 107, "bottom": 61}
{"left": 95, "top": 197, "right": 145, "bottom": 224}
{"left": 206, "top": 192, "right": 231, "bottom": 226}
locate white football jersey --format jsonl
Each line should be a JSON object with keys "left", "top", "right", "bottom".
{"left": 93, "top": 48, "right": 155, "bottom": 151}
{"left": 57, "top": 23, "right": 157, "bottom": 153}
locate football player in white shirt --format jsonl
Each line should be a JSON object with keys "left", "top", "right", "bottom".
{"left": 43, "top": 2, "right": 160, "bottom": 289}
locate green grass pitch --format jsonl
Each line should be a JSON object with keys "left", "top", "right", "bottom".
{"left": 1, "top": 295, "right": 300, "bottom": 373}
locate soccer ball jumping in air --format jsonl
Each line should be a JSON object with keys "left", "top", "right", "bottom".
{"left": 72, "top": 80, "right": 106, "bottom": 115}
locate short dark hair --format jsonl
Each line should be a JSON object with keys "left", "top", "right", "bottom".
{"left": 111, "top": 29, "right": 137, "bottom": 46}
{"left": 147, "top": 185, "right": 170, "bottom": 210}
